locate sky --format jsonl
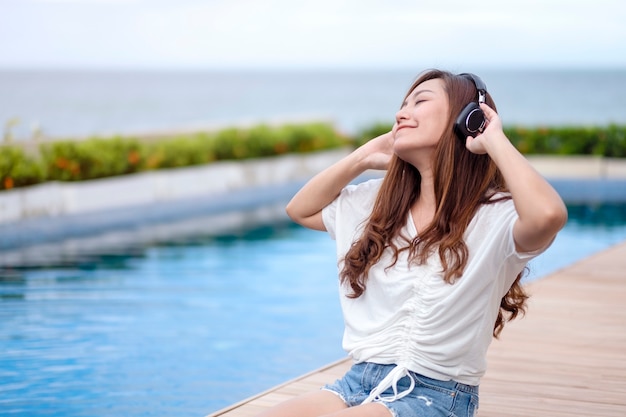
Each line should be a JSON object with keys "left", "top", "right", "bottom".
{"left": 0, "top": 0, "right": 625, "bottom": 70}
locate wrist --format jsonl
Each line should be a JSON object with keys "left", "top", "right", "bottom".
{"left": 484, "top": 132, "right": 515, "bottom": 161}
{"left": 350, "top": 145, "right": 375, "bottom": 172}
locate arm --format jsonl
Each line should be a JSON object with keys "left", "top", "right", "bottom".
{"left": 466, "top": 104, "right": 568, "bottom": 253}
{"left": 286, "top": 132, "right": 394, "bottom": 231}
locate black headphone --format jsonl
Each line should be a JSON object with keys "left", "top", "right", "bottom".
{"left": 454, "top": 73, "right": 488, "bottom": 141}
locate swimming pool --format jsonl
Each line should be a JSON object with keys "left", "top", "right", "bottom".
{"left": 0, "top": 203, "right": 625, "bottom": 416}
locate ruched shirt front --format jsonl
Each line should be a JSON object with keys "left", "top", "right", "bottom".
{"left": 322, "top": 178, "right": 545, "bottom": 396}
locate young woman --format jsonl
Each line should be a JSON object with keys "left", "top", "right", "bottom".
{"left": 258, "top": 69, "right": 567, "bottom": 417}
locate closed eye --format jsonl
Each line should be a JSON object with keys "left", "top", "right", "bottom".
{"left": 400, "top": 88, "right": 434, "bottom": 109}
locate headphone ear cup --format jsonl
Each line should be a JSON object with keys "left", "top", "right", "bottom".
{"left": 454, "top": 102, "right": 486, "bottom": 141}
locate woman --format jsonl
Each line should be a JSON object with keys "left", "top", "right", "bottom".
{"left": 258, "top": 69, "right": 567, "bottom": 417}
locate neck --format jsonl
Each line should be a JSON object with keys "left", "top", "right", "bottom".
{"left": 415, "top": 164, "right": 436, "bottom": 208}
{"left": 411, "top": 167, "right": 437, "bottom": 232}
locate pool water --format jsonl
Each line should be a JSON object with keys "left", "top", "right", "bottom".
{"left": 0, "top": 204, "right": 625, "bottom": 417}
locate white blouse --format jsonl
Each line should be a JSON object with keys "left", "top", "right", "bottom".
{"left": 322, "top": 178, "right": 545, "bottom": 403}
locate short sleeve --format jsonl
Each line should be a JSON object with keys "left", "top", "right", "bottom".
{"left": 468, "top": 197, "right": 555, "bottom": 293}
{"left": 322, "top": 195, "right": 339, "bottom": 240}
{"left": 322, "top": 178, "right": 383, "bottom": 243}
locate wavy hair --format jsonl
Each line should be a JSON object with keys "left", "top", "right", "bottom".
{"left": 340, "top": 69, "right": 528, "bottom": 338}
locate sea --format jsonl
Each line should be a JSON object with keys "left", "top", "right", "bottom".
{"left": 1, "top": 68, "right": 626, "bottom": 141}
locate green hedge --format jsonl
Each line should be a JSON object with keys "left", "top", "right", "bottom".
{"left": 0, "top": 122, "right": 348, "bottom": 190}
{"left": 0, "top": 147, "right": 45, "bottom": 189}
{"left": 503, "top": 125, "right": 626, "bottom": 157}
{"left": 41, "top": 136, "right": 144, "bottom": 181}
{"left": 353, "top": 123, "right": 626, "bottom": 158}
{"left": 1, "top": 122, "right": 625, "bottom": 191}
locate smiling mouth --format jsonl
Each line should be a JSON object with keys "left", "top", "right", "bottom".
{"left": 395, "top": 125, "right": 414, "bottom": 133}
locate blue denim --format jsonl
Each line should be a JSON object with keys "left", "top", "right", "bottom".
{"left": 322, "top": 362, "right": 479, "bottom": 417}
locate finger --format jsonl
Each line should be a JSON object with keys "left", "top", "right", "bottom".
{"left": 479, "top": 102, "right": 494, "bottom": 114}
{"left": 479, "top": 103, "right": 497, "bottom": 121}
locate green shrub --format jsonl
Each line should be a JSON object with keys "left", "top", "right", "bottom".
{"left": 244, "top": 125, "right": 281, "bottom": 157}
{"left": 0, "top": 121, "right": 624, "bottom": 191}
{"left": 210, "top": 122, "right": 347, "bottom": 160}
{"left": 0, "top": 146, "right": 45, "bottom": 190}
{"left": 592, "top": 124, "right": 626, "bottom": 157}
{"left": 40, "top": 136, "right": 143, "bottom": 181}
{"left": 281, "top": 123, "right": 348, "bottom": 153}
{"left": 354, "top": 123, "right": 626, "bottom": 157}
{"left": 143, "top": 133, "right": 216, "bottom": 170}
{"left": 354, "top": 122, "right": 393, "bottom": 147}
{"left": 212, "top": 127, "right": 250, "bottom": 160}
{"left": 504, "top": 125, "right": 626, "bottom": 157}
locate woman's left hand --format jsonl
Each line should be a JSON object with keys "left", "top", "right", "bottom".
{"left": 464, "top": 103, "right": 504, "bottom": 155}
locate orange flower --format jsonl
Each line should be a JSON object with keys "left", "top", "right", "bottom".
{"left": 55, "top": 157, "right": 69, "bottom": 169}
{"left": 3, "top": 177, "right": 14, "bottom": 189}
{"left": 274, "top": 142, "right": 288, "bottom": 154}
{"left": 128, "top": 150, "right": 141, "bottom": 165}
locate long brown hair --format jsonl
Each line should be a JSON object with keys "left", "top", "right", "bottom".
{"left": 340, "top": 69, "right": 527, "bottom": 338}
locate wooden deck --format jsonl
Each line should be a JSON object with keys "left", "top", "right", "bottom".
{"left": 207, "top": 241, "right": 626, "bottom": 417}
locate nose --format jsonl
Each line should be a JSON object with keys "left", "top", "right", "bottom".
{"left": 395, "top": 107, "right": 409, "bottom": 124}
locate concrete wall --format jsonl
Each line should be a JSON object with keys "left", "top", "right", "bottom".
{"left": 0, "top": 151, "right": 625, "bottom": 255}
{"left": 0, "top": 149, "right": 350, "bottom": 225}
{"left": 526, "top": 155, "right": 626, "bottom": 204}
{"left": 0, "top": 150, "right": 350, "bottom": 252}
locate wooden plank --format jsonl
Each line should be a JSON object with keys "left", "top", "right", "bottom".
{"left": 477, "top": 241, "right": 626, "bottom": 416}
{"left": 207, "top": 240, "right": 626, "bottom": 417}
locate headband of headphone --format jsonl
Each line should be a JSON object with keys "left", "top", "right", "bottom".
{"left": 459, "top": 73, "right": 487, "bottom": 104}
{"left": 454, "top": 73, "right": 488, "bottom": 141}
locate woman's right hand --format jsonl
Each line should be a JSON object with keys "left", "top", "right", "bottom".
{"left": 356, "top": 131, "right": 394, "bottom": 171}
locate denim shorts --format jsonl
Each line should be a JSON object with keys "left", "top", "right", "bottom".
{"left": 322, "top": 362, "right": 479, "bottom": 417}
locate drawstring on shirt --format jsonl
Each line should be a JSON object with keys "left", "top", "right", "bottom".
{"left": 361, "top": 365, "right": 416, "bottom": 404}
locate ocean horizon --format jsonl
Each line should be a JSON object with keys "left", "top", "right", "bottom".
{"left": 2, "top": 68, "right": 626, "bottom": 141}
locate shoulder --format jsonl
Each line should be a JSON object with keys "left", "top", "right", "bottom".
{"left": 334, "top": 178, "right": 383, "bottom": 208}
{"left": 469, "top": 192, "right": 517, "bottom": 233}
{"left": 332, "top": 177, "right": 383, "bottom": 218}
{"left": 339, "top": 177, "right": 384, "bottom": 202}
{"left": 322, "top": 177, "right": 383, "bottom": 239}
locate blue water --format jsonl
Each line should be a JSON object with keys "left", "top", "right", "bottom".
{"left": 0, "top": 225, "right": 344, "bottom": 416}
{"left": 1, "top": 204, "right": 625, "bottom": 417}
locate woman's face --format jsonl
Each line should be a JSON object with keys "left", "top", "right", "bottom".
{"left": 391, "top": 78, "right": 450, "bottom": 164}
